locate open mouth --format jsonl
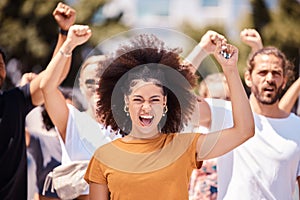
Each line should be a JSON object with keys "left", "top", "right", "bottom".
{"left": 139, "top": 115, "right": 154, "bottom": 126}
{"left": 263, "top": 87, "right": 275, "bottom": 92}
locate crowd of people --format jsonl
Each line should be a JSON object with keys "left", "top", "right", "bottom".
{"left": 0, "top": 2, "right": 300, "bottom": 200}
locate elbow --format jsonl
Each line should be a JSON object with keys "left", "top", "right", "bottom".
{"left": 235, "top": 119, "right": 255, "bottom": 142}
{"left": 39, "top": 74, "right": 47, "bottom": 91}
{"left": 39, "top": 80, "right": 46, "bottom": 91}
{"left": 245, "top": 125, "right": 255, "bottom": 141}
{"left": 39, "top": 81, "right": 49, "bottom": 96}
{"left": 242, "top": 119, "right": 255, "bottom": 141}
{"left": 39, "top": 76, "right": 52, "bottom": 94}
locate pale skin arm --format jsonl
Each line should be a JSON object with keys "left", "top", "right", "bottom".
{"left": 186, "top": 30, "right": 227, "bottom": 74}
{"left": 40, "top": 25, "right": 92, "bottom": 142}
{"left": 196, "top": 42, "right": 255, "bottom": 160}
{"left": 89, "top": 182, "right": 109, "bottom": 200}
{"left": 279, "top": 77, "right": 300, "bottom": 113}
{"left": 188, "top": 31, "right": 226, "bottom": 130}
{"left": 29, "top": 2, "right": 76, "bottom": 106}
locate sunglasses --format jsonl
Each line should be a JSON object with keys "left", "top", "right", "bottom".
{"left": 84, "top": 79, "right": 98, "bottom": 90}
{"left": 85, "top": 79, "right": 97, "bottom": 85}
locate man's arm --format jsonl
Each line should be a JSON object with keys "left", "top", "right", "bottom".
{"left": 240, "top": 28, "right": 263, "bottom": 57}
{"left": 52, "top": 2, "right": 76, "bottom": 82}
{"left": 52, "top": 2, "right": 76, "bottom": 57}
{"left": 29, "top": 2, "right": 76, "bottom": 106}
{"left": 279, "top": 77, "right": 300, "bottom": 113}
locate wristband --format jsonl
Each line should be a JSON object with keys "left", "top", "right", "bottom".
{"left": 59, "top": 49, "right": 72, "bottom": 57}
{"left": 59, "top": 28, "right": 68, "bottom": 36}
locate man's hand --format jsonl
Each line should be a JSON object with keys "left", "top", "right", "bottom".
{"left": 53, "top": 2, "right": 76, "bottom": 31}
{"left": 18, "top": 72, "right": 37, "bottom": 86}
{"left": 240, "top": 28, "right": 263, "bottom": 52}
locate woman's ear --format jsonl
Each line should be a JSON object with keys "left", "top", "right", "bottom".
{"left": 124, "top": 96, "right": 129, "bottom": 105}
{"left": 163, "top": 96, "right": 167, "bottom": 105}
{"left": 244, "top": 71, "right": 252, "bottom": 88}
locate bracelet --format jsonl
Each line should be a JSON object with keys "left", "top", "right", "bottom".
{"left": 59, "top": 28, "right": 68, "bottom": 36}
{"left": 59, "top": 49, "right": 72, "bottom": 57}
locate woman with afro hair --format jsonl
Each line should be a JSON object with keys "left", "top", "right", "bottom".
{"left": 84, "top": 33, "right": 254, "bottom": 200}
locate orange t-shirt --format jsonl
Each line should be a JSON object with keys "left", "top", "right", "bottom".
{"left": 84, "top": 133, "right": 201, "bottom": 200}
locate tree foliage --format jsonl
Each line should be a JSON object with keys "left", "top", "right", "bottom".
{"left": 1, "top": 0, "right": 299, "bottom": 89}
{"left": 261, "top": 0, "right": 300, "bottom": 77}
{"left": 0, "top": 0, "right": 128, "bottom": 89}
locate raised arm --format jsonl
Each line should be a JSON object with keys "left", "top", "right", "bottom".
{"left": 187, "top": 31, "right": 227, "bottom": 130}
{"left": 279, "top": 77, "right": 300, "bottom": 113}
{"left": 52, "top": 2, "right": 76, "bottom": 82}
{"left": 29, "top": 2, "right": 76, "bottom": 106}
{"left": 186, "top": 30, "right": 227, "bottom": 74}
{"left": 40, "top": 25, "right": 91, "bottom": 141}
{"left": 196, "top": 41, "right": 255, "bottom": 160}
{"left": 240, "top": 28, "right": 263, "bottom": 57}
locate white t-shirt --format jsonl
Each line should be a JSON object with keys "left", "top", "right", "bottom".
{"left": 184, "top": 99, "right": 233, "bottom": 199}
{"left": 205, "top": 98, "right": 233, "bottom": 133}
{"left": 60, "top": 104, "right": 114, "bottom": 164}
{"left": 183, "top": 98, "right": 233, "bottom": 133}
{"left": 218, "top": 112, "right": 300, "bottom": 200}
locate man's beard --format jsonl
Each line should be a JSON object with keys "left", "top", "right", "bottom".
{"left": 252, "top": 83, "right": 284, "bottom": 105}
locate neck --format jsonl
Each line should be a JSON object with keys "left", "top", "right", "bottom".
{"left": 85, "top": 106, "right": 96, "bottom": 119}
{"left": 249, "top": 94, "right": 288, "bottom": 118}
{"left": 127, "top": 128, "right": 162, "bottom": 140}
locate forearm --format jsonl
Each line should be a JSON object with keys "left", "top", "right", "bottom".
{"left": 186, "top": 44, "right": 209, "bottom": 74}
{"left": 249, "top": 42, "right": 263, "bottom": 56}
{"left": 30, "top": 36, "right": 74, "bottom": 106}
{"left": 40, "top": 40, "right": 73, "bottom": 92}
{"left": 53, "top": 33, "right": 72, "bottom": 83}
{"left": 225, "top": 69, "right": 254, "bottom": 139}
{"left": 279, "top": 77, "right": 300, "bottom": 113}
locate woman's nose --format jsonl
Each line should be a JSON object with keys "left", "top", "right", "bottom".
{"left": 141, "top": 101, "right": 151, "bottom": 111}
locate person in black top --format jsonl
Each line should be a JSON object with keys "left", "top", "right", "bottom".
{"left": 0, "top": 20, "right": 91, "bottom": 200}
{"left": 0, "top": 47, "right": 35, "bottom": 200}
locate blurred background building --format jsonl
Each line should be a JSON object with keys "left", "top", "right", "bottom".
{"left": 0, "top": 0, "right": 299, "bottom": 113}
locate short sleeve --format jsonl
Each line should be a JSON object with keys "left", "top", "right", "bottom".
{"left": 64, "top": 104, "right": 111, "bottom": 162}
{"left": 84, "top": 156, "right": 107, "bottom": 185}
{"left": 192, "top": 133, "right": 203, "bottom": 169}
{"left": 20, "top": 84, "right": 34, "bottom": 115}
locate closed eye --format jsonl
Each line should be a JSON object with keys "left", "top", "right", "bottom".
{"left": 133, "top": 98, "right": 143, "bottom": 102}
{"left": 150, "top": 98, "right": 161, "bottom": 103}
